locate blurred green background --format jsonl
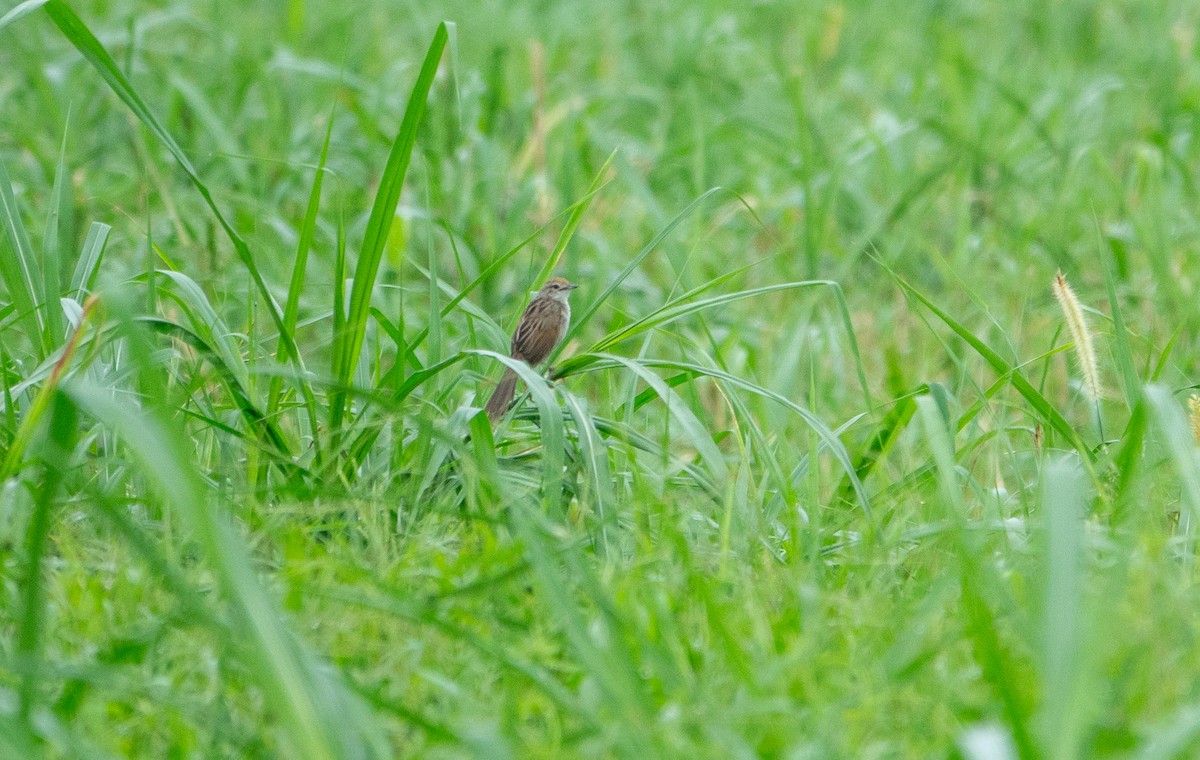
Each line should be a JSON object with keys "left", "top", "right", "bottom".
{"left": 2, "top": 1, "right": 1200, "bottom": 758}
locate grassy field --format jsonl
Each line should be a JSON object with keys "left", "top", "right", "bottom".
{"left": 2, "top": 0, "right": 1200, "bottom": 757}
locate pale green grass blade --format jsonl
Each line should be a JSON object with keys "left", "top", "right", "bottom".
{"left": 68, "top": 221, "right": 110, "bottom": 301}
{"left": 917, "top": 395, "right": 1039, "bottom": 760}
{"left": 474, "top": 349, "right": 565, "bottom": 498}
{"left": 581, "top": 353, "right": 728, "bottom": 483}
{"left": 561, "top": 392, "right": 615, "bottom": 550}
{"left": 264, "top": 100, "right": 328, "bottom": 439}
{"left": 266, "top": 108, "right": 332, "bottom": 436}
{"left": 1146, "top": 385, "right": 1200, "bottom": 525}
{"left": 16, "top": 389, "right": 76, "bottom": 721}
{"left": 283, "top": 107, "right": 335, "bottom": 341}
{"left": 563, "top": 184, "right": 724, "bottom": 343}
{"left": 0, "top": 0, "right": 49, "bottom": 31}
{"left": 1038, "top": 456, "right": 1089, "bottom": 760}
{"left": 602, "top": 354, "right": 870, "bottom": 516}
{"left": 329, "top": 203, "right": 347, "bottom": 421}
{"left": 579, "top": 282, "right": 861, "bottom": 380}
{"left": 1100, "top": 241, "right": 1139, "bottom": 409}
{"left": 140, "top": 317, "right": 294, "bottom": 465}
{"left": 0, "top": 299, "right": 95, "bottom": 479}
{"left": 425, "top": 223, "right": 442, "bottom": 366}
{"left": 156, "top": 270, "right": 248, "bottom": 388}
{"left": 0, "top": 156, "right": 47, "bottom": 356}
{"left": 1111, "top": 401, "right": 1148, "bottom": 523}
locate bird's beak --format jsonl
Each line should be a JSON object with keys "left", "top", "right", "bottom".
{"left": 567, "top": 284, "right": 579, "bottom": 290}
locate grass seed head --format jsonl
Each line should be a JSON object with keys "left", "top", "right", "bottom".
{"left": 1189, "top": 395, "right": 1200, "bottom": 445}
{"left": 1052, "top": 271, "right": 1102, "bottom": 402}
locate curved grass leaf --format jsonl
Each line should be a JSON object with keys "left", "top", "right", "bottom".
{"left": 0, "top": 0, "right": 49, "bottom": 32}
{"left": 575, "top": 354, "right": 872, "bottom": 516}
{"left": 514, "top": 149, "right": 616, "bottom": 333}
{"left": 563, "top": 186, "right": 727, "bottom": 345}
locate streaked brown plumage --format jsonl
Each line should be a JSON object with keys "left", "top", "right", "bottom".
{"left": 485, "top": 277, "right": 577, "bottom": 422}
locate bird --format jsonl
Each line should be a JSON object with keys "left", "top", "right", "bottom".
{"left": 484, "top": 276, "right": 578, "bottom": 422}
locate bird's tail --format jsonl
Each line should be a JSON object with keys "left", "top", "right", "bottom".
{"left": 485, "top": 368, "right": 519, "bottom": 422}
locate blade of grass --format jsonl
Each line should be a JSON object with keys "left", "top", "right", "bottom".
{"left": 16, "top": 389, "right": 78, "bottom": 722}
{"left": 0, "top": 155, "right": 48, "bottom": 356}
{"left": 40, "top": 114, "right": 69, "bottom": 348}
{"left": 1146, "top": 385, "right": 1200, "bottom": 525}
{"left": 1, "top": 296, "right": 95, "bottom": 479}
{"left": 917, "top": 395, "right": 1040, "bottom": 760}
{"left": 0, "top": 0, "right": 49, "bottom": 32}
{"left": 1039, "top": 457, "right": 1090, "bottom": 760}
{"left": 514, "top": 149, "right": 616, "bottom": 329}
{"left": 1099, "top": 232, "right": 1139, "bottom": 409}
{"left": 266, "top": 105, "right": 335, "bottom": 441}
{"left": 68, "top": 221, "right": 110, "bottom": 301}
{"left": 589, "top": 354, "right": 871, "bottom": 516}
{"left": 332, "top": 21, "right": 450, "bottom": 428}
{"left": 139, "top": 317, "right": 295, "bottom": 468}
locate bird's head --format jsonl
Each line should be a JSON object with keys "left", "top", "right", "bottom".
{"left": 539, "top": 277, "right": 578, "bottom": 303}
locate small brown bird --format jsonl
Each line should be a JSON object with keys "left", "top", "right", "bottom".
{"left": 485, "top": 276, "right": 578, "bottom": 421}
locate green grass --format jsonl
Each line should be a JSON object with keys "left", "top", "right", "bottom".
{"left": 3, "top": 0, "right": 1200, "bottom": 757}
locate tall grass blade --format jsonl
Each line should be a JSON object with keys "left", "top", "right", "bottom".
{"left": 1101, "top": 243, "right": 1139, "bottom": 409}
{"left": 606, "top": 355, "right": 870, "bottom": 515}
{"left": 267, "top": 106, "right": 334, "bottom": 433}
{"left": 476, "top": 349, "right": 566, "bottom": 499}
{"left": 519, "top": 149, "right": 615, "bottom": 321}
{"left": 917, "top": 395, "right": 1039, "bottom": 760}
{"left": 1146, "top": 385, "right": 1200, "bottom": 525}
{"left": 332, "top": 22, "right": 450, "bottom": 425}
{"left": 16, "top": 389, "right": 77, "bottom": 721}
{"left": 0, "top": 156, "right": 47, "bottom": 356}
{"left": 40, "top": 117, "right": 69, "bottom": 347}
{"left": 1038, "top": 456, "right": 1089, "bottom": 760}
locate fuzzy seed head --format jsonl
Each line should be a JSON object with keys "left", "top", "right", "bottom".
{"left": 1052, "top": 271, "right": 1102, "bottom": 402}
{"left": 1188, "top": 395, "right": 1200, "bottom": 446}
